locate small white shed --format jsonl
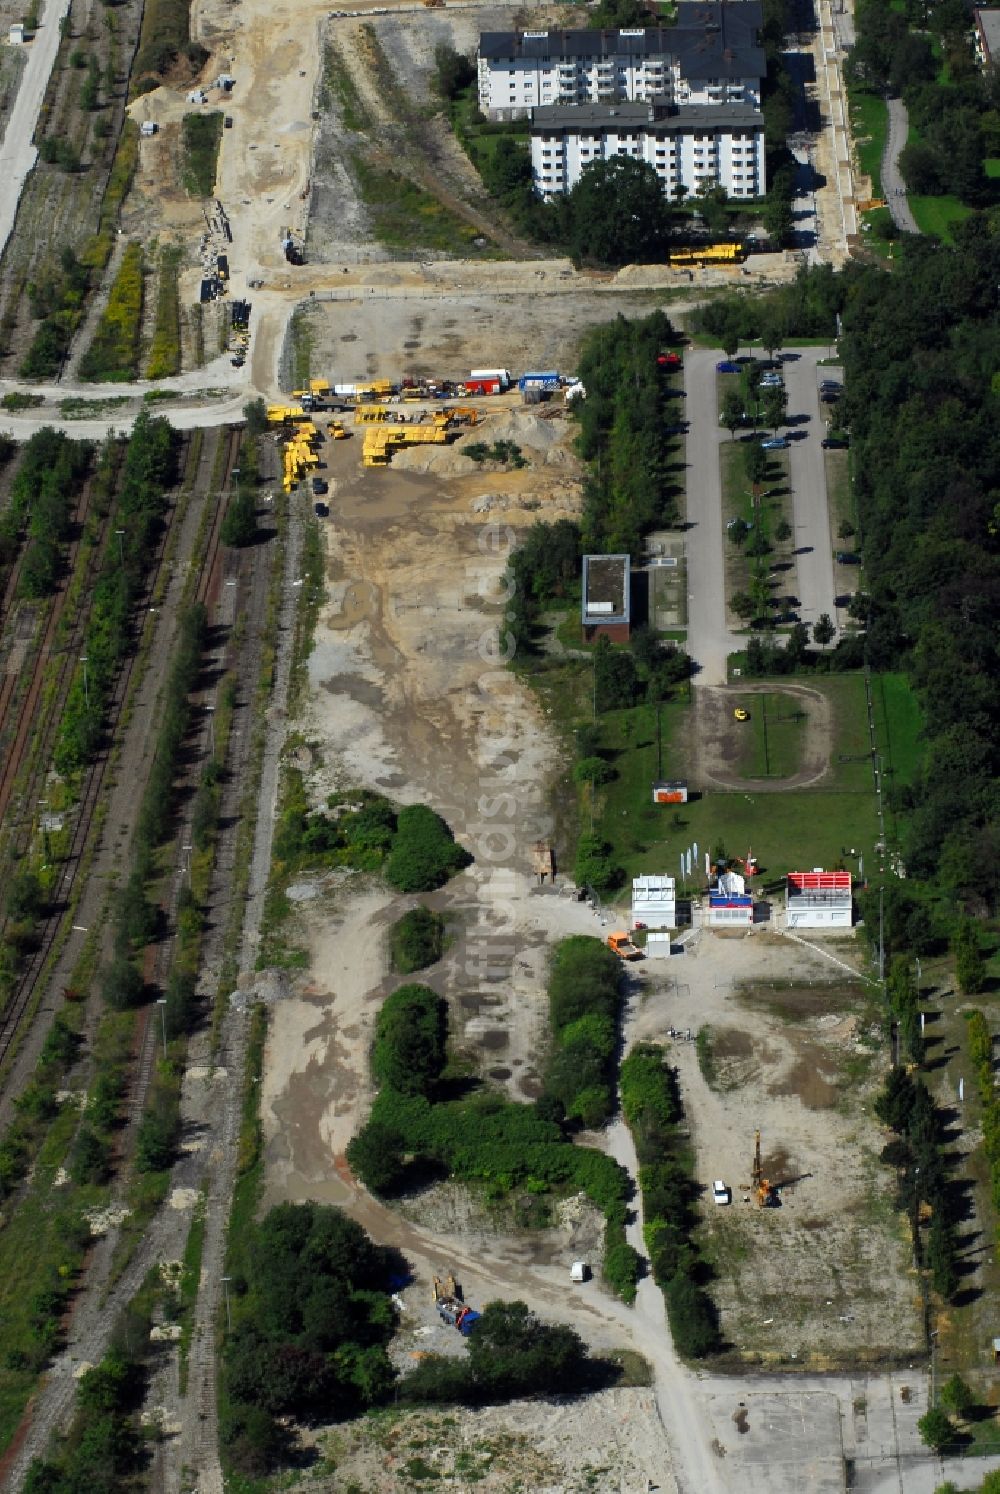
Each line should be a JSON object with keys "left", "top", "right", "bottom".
{"left": 140, "top": 120, "right": 158, "bottom": 137}
{"left": 9, "top": 22, "right": 26, "bottom": 43}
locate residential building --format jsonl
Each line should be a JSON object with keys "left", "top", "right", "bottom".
{"left": 785, "top": 871, "right": 853, "bottom": 930}
{"left": 477, "top": 4, "right": 765, "bottom": 120}
{"left": 582, "top": 554, "right": 631, "bottom": 641}
{"left": 973, "top": 8, "right": 1000, "bottom": 65}
{"left": 530, "top": 100, "right": 765, "bottom": 200}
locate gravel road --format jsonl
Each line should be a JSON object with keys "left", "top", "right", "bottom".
{"left": 882, "top": 98, "right": 921, "bottom": 236}
{"left": 0, "top": 0, "right": 72, "bottom": 262}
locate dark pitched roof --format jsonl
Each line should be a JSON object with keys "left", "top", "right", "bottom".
{"left": 479, "top": 3, "right": 764, "bottom": 79}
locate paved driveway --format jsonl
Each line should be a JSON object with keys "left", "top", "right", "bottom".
{"left": 782, "top": 351, "right": 840, "bottom": 639}
{"left": 883, "top": 98, "right": 921, "bottom": 235}
{"left": 683, "top": 347, "right": 840, "bottom": 679}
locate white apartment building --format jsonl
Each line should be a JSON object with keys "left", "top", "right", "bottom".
{"left": 478, "top": 3, "right": 764, "bottom": 121}
{"left": 530, "top": 102, "right": 765, "bottom": 201}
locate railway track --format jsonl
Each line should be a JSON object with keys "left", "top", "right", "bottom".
{"left": 0, "top": 431, "right": 214, "bottom": 1079}
{"left": 124, "top": 426, "right": 242, "bottom": 1132}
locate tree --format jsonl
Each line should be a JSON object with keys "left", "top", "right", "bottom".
{"left": 837, "top": 519, "right": 856, "bottom": 540}
{"left": 372, "top": 984, "right": 447, "bottom": 1097}
{"left": 222, "top": 488, "right": 258, "bottom": 548}
{"left": 100, "top": 956, "right": 144, "bottom": 1010}
{"left": 573, "top": 833, "right": 622, "bottom": 894}
{"left": 730, "top": 591, "right": 755, "bottom": 622}
{"left": 346, "top": 1121, "right": 407, "bottom": 1194}
{"left": 940, "top": 1373, "right": 974, "bottom": 1420}
{"left": 385, "top": 805, "right": 471, "bottom": 893}
{"left": 566, "top": 158, "right": 670, "bottom": 267}
{"left": 728, "top": 517, "right": 750, "bottom": 548}
{"left": 917, "top": 1407, "right": 953, "bottom": 1453}
{"left": 952, "top": 917, "right": 985, "bottom": 994}
{"left": 758, "top": 308, "right": 785, "bottom": 361}
{"left": 762, "top": 386, "right": 787, "bottom": 432}
{"left": 775, "top": 518, "right": 793, "bottom": 543}
{"left": 70, "top": 1125, "right": 111, "bottom": 1184}
{"left": 244, "top": 398, "right": 268, "bottom": 436}
{"left": 743, "top": 441, "right": 768, "bottom": 487}
{"left": 594, "top": 637, "right": 638, "bottom": 711}
{"left": 573, "top": 755, "right": 614, "bottom": 786}
{"left": 665, "top": 1268, "right": 720, "bottom": 1357}
{"left": 389, "top": 906, "right": 445, "bottom": 974}
{"left": 813, "top": 613, "right": 835, "bottom": 649}
{"left": 433, "top": 43, "right": 475, "bottom": 99}
{"left": 721, "top": 388, "right": 745, "bottom": 438}
{"left": 6, "top": 870, "right": 43, "bottom": 924}
{"left": 465, "top": 1300, "right": 589, "bottom": 1396}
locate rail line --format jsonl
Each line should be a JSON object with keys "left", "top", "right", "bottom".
{"left": 0, "top": 431, "right": 209, "bottom": 1078}
{"left": 125, "top": 425, "right": 242, "bottom": 1132}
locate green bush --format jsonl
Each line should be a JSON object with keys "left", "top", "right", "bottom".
{"left": 180, "top": 112, "right": 224, "bottom": 197}
{"left": 371, "top": 984, "right": 447, "bottom": 1098}
{"left": 604, "top": 1240, "right": 640, "bottom": 1304}
{"left": 389, "top": 906, "right": 445, "bottom": 973}
{"left": 79, "top": 241, "right": 144, "bottom": 381}
{"left": 385, "top": 805, "right": 472, "bottom": 892}
{"left": 542, "top": 937, "right": 622, "bottom": 1128}
{"left": 573, "top": 833, "right": 622, "bottom": 895}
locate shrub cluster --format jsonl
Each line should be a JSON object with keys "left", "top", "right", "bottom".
{"left": 389, "top": 906, "right": 445, "bottom": 973}
{"left": 20, "top": 247, "right": 92, "bottom": 378}
{"left": 372, "top": 984, "right": 447, "bottom": 1097}
{"left": 541, "top": 936, "right": 622, "bottom": 1128}
{"left": 621, "top": 1044, "right": 720, "bottom": 1358}
{"left": 132, "top": 0, "right": 208, "bottom": 92}
{"left": 385, "top": 804, "right": 472, "bottom": 892}
{"left": 875, "top": 1068, "right": 961, "bottom": 1300}
{"left": 24, "top": 1349, "right": 146, "bottom": 1493}
{"left": 146, "top": 244, "right": 182, "bottom": 379}
{"left": 220, "top": 1204, "right": 396, "bottom": 1477}
{"left": 79, "top": 241, "right": 144, "bottom": 381}
{"left": 180, "top": 112, "right": 224, "bottom": 197}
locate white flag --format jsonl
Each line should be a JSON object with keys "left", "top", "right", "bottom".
{"left": 686, "top": 850, "right": 692, "bottom": 877}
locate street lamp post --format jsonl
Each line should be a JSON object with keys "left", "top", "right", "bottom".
{"left": 221, "top": 1275, "right": 233, "bottom": 1333}
{"left": 155, "top": 997, "right": 167, "bottom": 1059}
{"left": 115, "top": 528, "right": 125, "bottom": 565}
{"left": 80, "top": 656, "right": 89, "bottom": 710}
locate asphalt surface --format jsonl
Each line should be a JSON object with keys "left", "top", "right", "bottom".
{"left": 782, "top": 352, "right": 840, "bottom": 638}
{"left": 683, "top": 347, "right": 839, "bottom": 684}
{"left": 882, "top": 98, "right": 921, "bottom": 235}
{"left": 0, "top": 0, "right": 72, "bottom": 262}
{"left": 683, "top": 348, "right": 744, "bottom": 687}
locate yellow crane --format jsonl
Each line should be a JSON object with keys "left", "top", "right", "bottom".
{"left": 751, "top": 1130, "right": 776, "bottom": 1209}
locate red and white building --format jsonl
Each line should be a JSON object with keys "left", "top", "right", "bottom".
{"left": 785, "top": 870, "right": 852, "bottom": 930}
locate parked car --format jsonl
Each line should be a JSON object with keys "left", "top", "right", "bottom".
{"left": 761, "top": 436, "right": 788, "bottom": 450}
{"left": 311, "top": 477, "right": 329, "bottom": 495}
{"left": 819, "top": 379, "right": 841, "bottom": 390}
{"left": 713, "top": 1180, "right": 732, "bottom": 1205}
{"left": 716, "top": 360, "right": 741, "bottom": 374}
{"left": 836, "top": 550, "right": 861, "bottom": 565}
{"left": 821, "top": 436, "right": 849, "bottom": 449}
{"left": 759, "top": 373, "right": 783, "bottom": 388}
{"left": 314, "top": 502, "right": 329, "bottom": 518}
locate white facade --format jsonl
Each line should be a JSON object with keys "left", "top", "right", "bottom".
{"left": 478, "top": 6, "right": 765, "bottom": 121}
{"left": 632, "top": 874, "right": 676, "bottom": 929}
{"left": 785, "top": 872, "right": 852, "bottom": 930}
{"left": 531, "top": 103, "right": 765, "bottom": 201}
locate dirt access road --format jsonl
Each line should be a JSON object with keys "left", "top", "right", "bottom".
{"left": 0, "top": 0, "right": 71, "bottom": 261}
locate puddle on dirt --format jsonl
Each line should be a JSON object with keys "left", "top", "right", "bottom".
{"left": 517, "top": 1074, "right": 543, "bottom": 1099}
{"left": 480, "top": 1030, "right": 509, "bottom": 1051}
{"left": 712, "top": 1027, "right": 753, "bottom": 1059}
{"left": 769, "top": 1057, "right": 840, "bottom": 1110}
{"left": 489, "top": 1067, "right": 512, "bottom": 1081}
{"left": 320, "top": 671, "right": 385, "bottom": 709}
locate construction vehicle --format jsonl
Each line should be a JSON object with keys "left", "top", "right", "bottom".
{"left": 607, "top": 931, "right": 642, "bottom": 961}
{"left": 354, "top": 405, "right": 393, "bottom": 425}
{"left": 751, "top": 1129, "right": 777, "bottom": 1208}
{"left": 328, "top": 420, "right": 349, "bottom": 439}
{"left": 362, "top": 425, "right": 449, "bottom": 467}
{"left": 267, "top": 404, "right": 307, "bottom": 425}
{"left": 668, "top": 242, "right": 745, "bottom": 268}
{"left": 432, "top": 1273, "right": 481, "bottom": 1336}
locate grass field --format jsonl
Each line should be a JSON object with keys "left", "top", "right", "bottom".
{"left": 351, "top": 154, "right": 494, "bottom": 254}
{"left": 909, "top": 195, "right": 972, "bottom": 243}
{"left": 848, "top": 89, "right": 888, "bottom": 195}
{"left": 734, "top": 691, "right": 808, "bottom": 779}
{"left": 180, "top": 113, "right": 224, "bottom": 198}
{"left": 585, "top": 676, "right": 889, "bottom": 892}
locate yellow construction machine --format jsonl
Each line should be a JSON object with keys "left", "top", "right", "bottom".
{"left": 751, "top": 1129, "right": 777, "bottom": 1208}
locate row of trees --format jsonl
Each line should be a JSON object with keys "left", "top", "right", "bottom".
{"left": 55, "top": 413, "right": 178, "bottom": 777}
{"left": 875, "top": 1066, "right": 962, "bottom": 1301}
{"left": 0, "top": 427, "right": 91, "bottom": 594}
{"left": 541, "top": 936, "right": 622, "bottom": 1128}
{"left": 621, "top": 1044, "right": 721, "bottom": 1357}
{"left": 839, "top": 223, "right": 1000, "bottom": 907}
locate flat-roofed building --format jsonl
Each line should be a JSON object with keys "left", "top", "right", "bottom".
{"left": 582, "top": 553, "right": 631, "bottom": 642}
{"left": 785, "top": 870, "right": 852, "bottom": 930}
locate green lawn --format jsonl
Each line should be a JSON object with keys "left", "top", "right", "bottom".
{"left": 872, "top": 672, "right": 923, "bottom": 789}
{"left": 909, "top": 195, "right": 972, "bottom": 243}
{"left": 587, "top": 676, "right": 891, "bottom": 894}
{"left": 736, "top": 691, "right": 808, "bottom": 779}
{"left": 986, "top": 158, "right": 1000, "bottom": 179}
{"left": 350, "top": 153, "right": 497, "bottom": 255}
{"left": 848, "top": 89, "right": 888, "bottom": 196}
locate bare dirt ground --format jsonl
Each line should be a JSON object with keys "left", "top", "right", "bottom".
{"left": 287, "top": 285, "right": 680, "bottom": 389}
{"left": 631, "top": 931, "right": 923, "bottom": 1367}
